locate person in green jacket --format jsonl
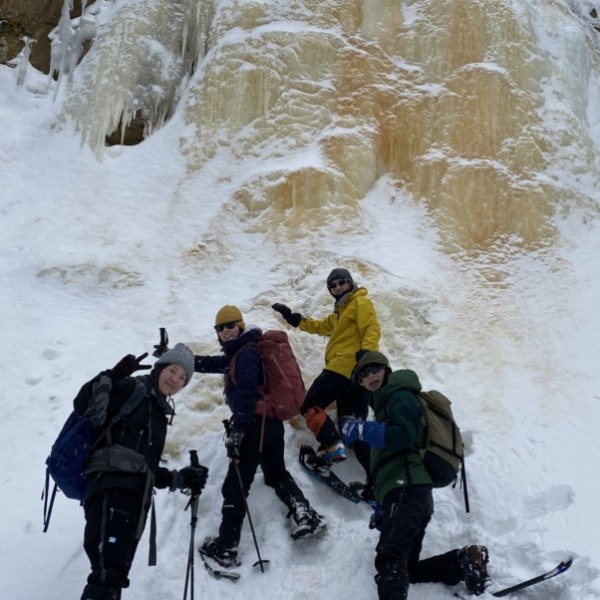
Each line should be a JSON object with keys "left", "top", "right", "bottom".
{"left": 272, "top": 267, "right": 380, "bottom": 476}
{"left": 340, "top": 351, "right": 489, "bottom": 600}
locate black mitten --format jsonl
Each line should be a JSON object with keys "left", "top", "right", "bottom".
{"left": 272, "top": 303, "right": 291, "bottom": 319}
{"left": 180, "top": 465, "right": 209, "bottom": 494}
{"left": 111, "top": 353, "right": 151, "bottom": 379}
{"left": 272, "top": 303, "right": 302, "bottom": 328}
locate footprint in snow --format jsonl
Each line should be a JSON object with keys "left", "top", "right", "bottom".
{"left": 523, "top": 484, "right": 574, "bottom": 518}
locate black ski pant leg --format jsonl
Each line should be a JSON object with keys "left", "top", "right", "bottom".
{"left": 301, "top": 369, "right": 351, "bottom": 447}
{"left": 82, "top": 489, "right": 143, "bottom": 596}
{"left": 259, "top": 418, "right": 309, "bottom": 510}
{"left": 409, "top": 549, "right": 462, "bottom": 586}
{"left": 217, "top": 420, "right": 261, "bottom": 549}
{"left": 375, "top": 486, "right": 434, "bottom": 600}
{"left": 336, "top": 383, "right": 371, "bottom": 477}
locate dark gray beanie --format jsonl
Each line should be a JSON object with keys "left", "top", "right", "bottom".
{"left": 326, "top": 268, "right": 354, "bottom": 288}
{"left": 155, "top": 343, "right": 194, "bottom": 386}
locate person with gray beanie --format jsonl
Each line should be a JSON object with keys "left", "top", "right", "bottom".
{"left": 73, "top": 343, "right": 209, "bottom": 600}
{"left": 272, "top": 267, "right": 381, "bottom": 489}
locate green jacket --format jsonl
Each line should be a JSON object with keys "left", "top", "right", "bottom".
{"left": 299, "top": 286, "right": 380, "bottom": 378}
{"left": 371, "top": 369, "right": 432, "bottom": 503}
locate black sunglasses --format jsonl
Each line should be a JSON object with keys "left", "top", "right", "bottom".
{"left": 215, "top": 321, "right": 239, "bottom": 333}
{"left": 359, "top": 365, "right": 384, "bottom": 379}
{"left": 328, "top": 278, "right": 348, "bottom": 290}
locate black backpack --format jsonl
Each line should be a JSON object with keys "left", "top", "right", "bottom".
{"left": 42, "top": 378, "right": 146, "bottom": 531}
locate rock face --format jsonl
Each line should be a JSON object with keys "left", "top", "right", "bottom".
{"left": 0, "top": 0, "right": 81, "bottom": 73}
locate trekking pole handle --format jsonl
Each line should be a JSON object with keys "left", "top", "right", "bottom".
{"left": 189, "top": 449, "right": 199, "bottom": 468}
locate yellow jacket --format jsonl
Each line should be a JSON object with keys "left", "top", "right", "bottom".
{"left": 299, "top": 287, "right": 381, "bottom": 378}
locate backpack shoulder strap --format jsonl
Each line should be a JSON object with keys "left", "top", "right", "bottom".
{"left": 100, "top": 378, "right": 148, "bottom": 447}
{"left": 114, "top": 378, "right": 147, "bottom": 420}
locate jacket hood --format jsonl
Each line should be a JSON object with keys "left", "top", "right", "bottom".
{"left": 376, "top": 369, "right": 422, "bottom": 401}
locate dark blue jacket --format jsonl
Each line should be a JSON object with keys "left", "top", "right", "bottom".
{"left": 194, "top": 327, "right": 264, "bottom": 433}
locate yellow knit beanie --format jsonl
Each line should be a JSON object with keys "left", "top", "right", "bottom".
{"left": 214, "top": 305, "right": 245, "bottom": 330}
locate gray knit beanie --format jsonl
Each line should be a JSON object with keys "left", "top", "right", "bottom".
{"left": 155, "top": 343, "right": 194, "bottom": 386}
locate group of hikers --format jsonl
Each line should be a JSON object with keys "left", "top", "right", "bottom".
{"left": 73, "top": 267, "right": 490, "bottom": 600}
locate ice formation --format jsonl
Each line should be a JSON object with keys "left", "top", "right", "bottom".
{"left": 8, "top": 35, "right": 35, "bottom": 87}
{"left": 53, "top": 0, "right": 213, "bottom": 158}
{"left": 50, "top": 0, "right": 600, "bottom": 254}
{"left": 180, "top": 0, "right": 600, "bottom": 249}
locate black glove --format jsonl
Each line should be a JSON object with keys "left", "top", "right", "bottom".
{"left": 111, "top": 353, "right": 151, "bottom": 379}
{"left": 152, "top": 328, "right": 169, "bottom": 358}
{"left": 272, "top": 303, "right": 302, "bottom": 328}
{"left": 84, "top": 375, "right": 112, "bottom": 426}
{"left": 169, "top": 466, "right": 209, "bottom": 494}
{"left": 181, "top": 465, "right": 209, "bottom": 494}
{"left": 225, "top": 430, "right": 245, "bottom": 459}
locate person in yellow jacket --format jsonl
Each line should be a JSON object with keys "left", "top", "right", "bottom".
{"left": 272, "top": 268, "right": 381, "bottom": 479}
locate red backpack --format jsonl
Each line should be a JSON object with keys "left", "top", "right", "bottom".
{"left": 232, "top": 330, "right": 305, "bottom": 420}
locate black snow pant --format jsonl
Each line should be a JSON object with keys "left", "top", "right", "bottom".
{"left": 301, "top": 368, "right": 371, "bottom": 476}
{"left": 217, "top": 415, "right": 309, "bottom": 549}
{"left": 375, "top": 485, "right": 462, "bottom": 600}
{"left": 81, "top": 488, "right": 147, "bottom": 600}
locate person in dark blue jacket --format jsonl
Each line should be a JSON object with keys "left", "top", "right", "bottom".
{"left": 194, "top": 305, "right": 324, "bottom": 572}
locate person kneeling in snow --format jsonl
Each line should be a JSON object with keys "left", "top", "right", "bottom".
{"left": 341, "top": 351, "right": 489, "bottom": 600}
{"left": 75, "top": 344, "right": 209, "bottom": 600}
{"left": 194, "top": 305, "right": 325, "bottom": 573}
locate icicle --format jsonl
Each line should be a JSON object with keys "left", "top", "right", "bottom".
{"left": 49, "top": 0, "right": 96, "bottom": 99}
{"left": 55, "top": 0, "right": 213, "bottom": 159}
{"left": 14, "top": 37, "right": 35, "bottom": 87}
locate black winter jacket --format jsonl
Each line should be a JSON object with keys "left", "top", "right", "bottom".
{"left": 74, "top": 371, "right": 174, "bottom": 501}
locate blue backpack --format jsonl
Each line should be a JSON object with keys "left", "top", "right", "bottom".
{"left": 43, "top": 378, "right": 146, "bottom": 531}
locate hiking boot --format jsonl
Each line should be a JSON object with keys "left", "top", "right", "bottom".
{"left": 291, "top": 503, "right": 326, "bottom": 540}
{"left": 357, "top": 479, "right": 375, "bottom": 502}
{"left": 199, "top": 537, "right": 240, "bottom": 569}
{"left": 316, "top": 441, "right": 347, "bottom": 464}
{"left": 80, "top": 584, "right": 121, "bottom": 600}
{"left": 375, "top": 561, "right": 409, "bottom": 600}
{"left": 458, "top": 545, "right": 489, "bottom": 596}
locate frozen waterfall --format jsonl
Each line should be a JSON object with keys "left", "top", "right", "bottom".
{"left": 52, "top": 0, "right": 600, "bottom": 254}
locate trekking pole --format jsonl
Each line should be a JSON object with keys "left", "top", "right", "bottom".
{"left": 222, "top": 419, "right": 269, "bottom": 572}
{"left": 153, "top": 327, "right": 169, "bottom": 358}
{"left": 461, "top": 457, "right": 470, "bottom": 514}
{"left": 183, "top": 450, "right": 201, "bottom": 600}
